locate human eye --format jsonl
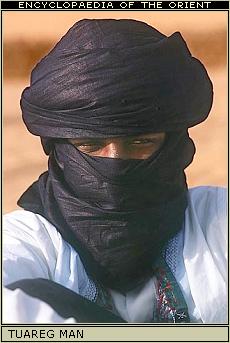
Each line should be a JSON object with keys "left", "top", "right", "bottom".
{"left": 127, "top": 134, "right": 166, "bottom": 156}
{"left": 70, "top": 139, "right": 104, "bottom": 153}
{"left": 130, "top": 138, "right": 159, "bottom": 145}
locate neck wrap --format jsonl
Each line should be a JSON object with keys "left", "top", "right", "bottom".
{"left": 18, "top": 19, "right": 213, "bottom": 290}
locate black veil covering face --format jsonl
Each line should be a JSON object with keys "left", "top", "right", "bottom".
{"left": 18, "top": 19, "right": 213, "bottom": 291}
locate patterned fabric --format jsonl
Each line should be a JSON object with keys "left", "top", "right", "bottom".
{"left": 163, "top": 228, "right": 184, "bottom": 276}
{"left": 81, "top": 277, "right": 98, "bottom": 302}
{"left": 153, "top": 255, "right": 190, "bottom": 323}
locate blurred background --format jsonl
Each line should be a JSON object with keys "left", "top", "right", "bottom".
{"left": 3, "top": 11, "right": 228, "bottom": 213}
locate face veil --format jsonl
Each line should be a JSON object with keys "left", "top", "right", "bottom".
{"left": 18, "top": 19, "right": 213, "bottom": 291}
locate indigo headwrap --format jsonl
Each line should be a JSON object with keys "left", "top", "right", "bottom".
{"left": 18, "top": 19, "right": 213, "bottom": 291}
{"left": 20, "top": 19, "right": 212, "bottom": 141}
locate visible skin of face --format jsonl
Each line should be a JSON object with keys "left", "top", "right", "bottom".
{"left": 69, "top": 132, "right": 166, "bottom": 160}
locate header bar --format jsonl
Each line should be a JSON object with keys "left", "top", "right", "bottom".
{"left": 1, "top": 1, "right": 229, "bottom": 10}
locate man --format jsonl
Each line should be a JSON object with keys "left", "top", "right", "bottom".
{"left": 3, "top": 19, "right": 227, "bottom": 323}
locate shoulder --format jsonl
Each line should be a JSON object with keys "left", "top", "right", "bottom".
{"left": 186, "top": 186, "right": 227, "bottom": 234}
{"left": 3, "top": 210, "right": 97, "bottom": 301}
{"left": 186, "top": 184, "right": 227, "bottom": 248}
{"left": 187, "top": 186, "right": 227, "bottom": 218}
{"left": 3, "top": 210, "right": 61, "bottom": 247}
{"left": 3, "top": 210, "right": 65, "bottom": 285}
{"left": 183, "top": 186, "right": 227, "bottom": 323}
{"left": 4, "top": 209, "right": 57, "bottom": 229}
{"left": 3, "top": 210, "right": 62, "bottom": 283}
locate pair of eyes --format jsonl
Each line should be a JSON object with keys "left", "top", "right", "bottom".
{"left": 70, "top": 137, "right": 163, "bottom": 153}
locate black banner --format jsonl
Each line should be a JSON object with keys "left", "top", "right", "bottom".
{"left": 1, "top": 1, "right": 229, "bottom": 10}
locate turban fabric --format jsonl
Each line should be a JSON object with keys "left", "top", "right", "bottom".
{"left": 20, "top": 19, "right": 213, "bottom": 141}
{"left": 18, "top": 19, "right": 213, "bottom": 293}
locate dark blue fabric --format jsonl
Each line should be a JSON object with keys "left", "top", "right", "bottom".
{"left": 18, "top": 19, "right": 212, "bottom": 292}
{"left": 18, "top": 131, "right": 193, "bottom": 291}
{"left": 20, "top": 19, "right": 213, "bottom": 142}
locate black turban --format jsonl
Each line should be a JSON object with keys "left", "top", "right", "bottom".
{"left": 18, "top": 19, "right": 213, "bottom": 294}
{"left": 21, "top": 19, "right": 213, "bottom": 142}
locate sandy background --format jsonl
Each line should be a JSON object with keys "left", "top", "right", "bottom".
{"left": 3, "top": 11, "right": 228, "bottom": 213}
